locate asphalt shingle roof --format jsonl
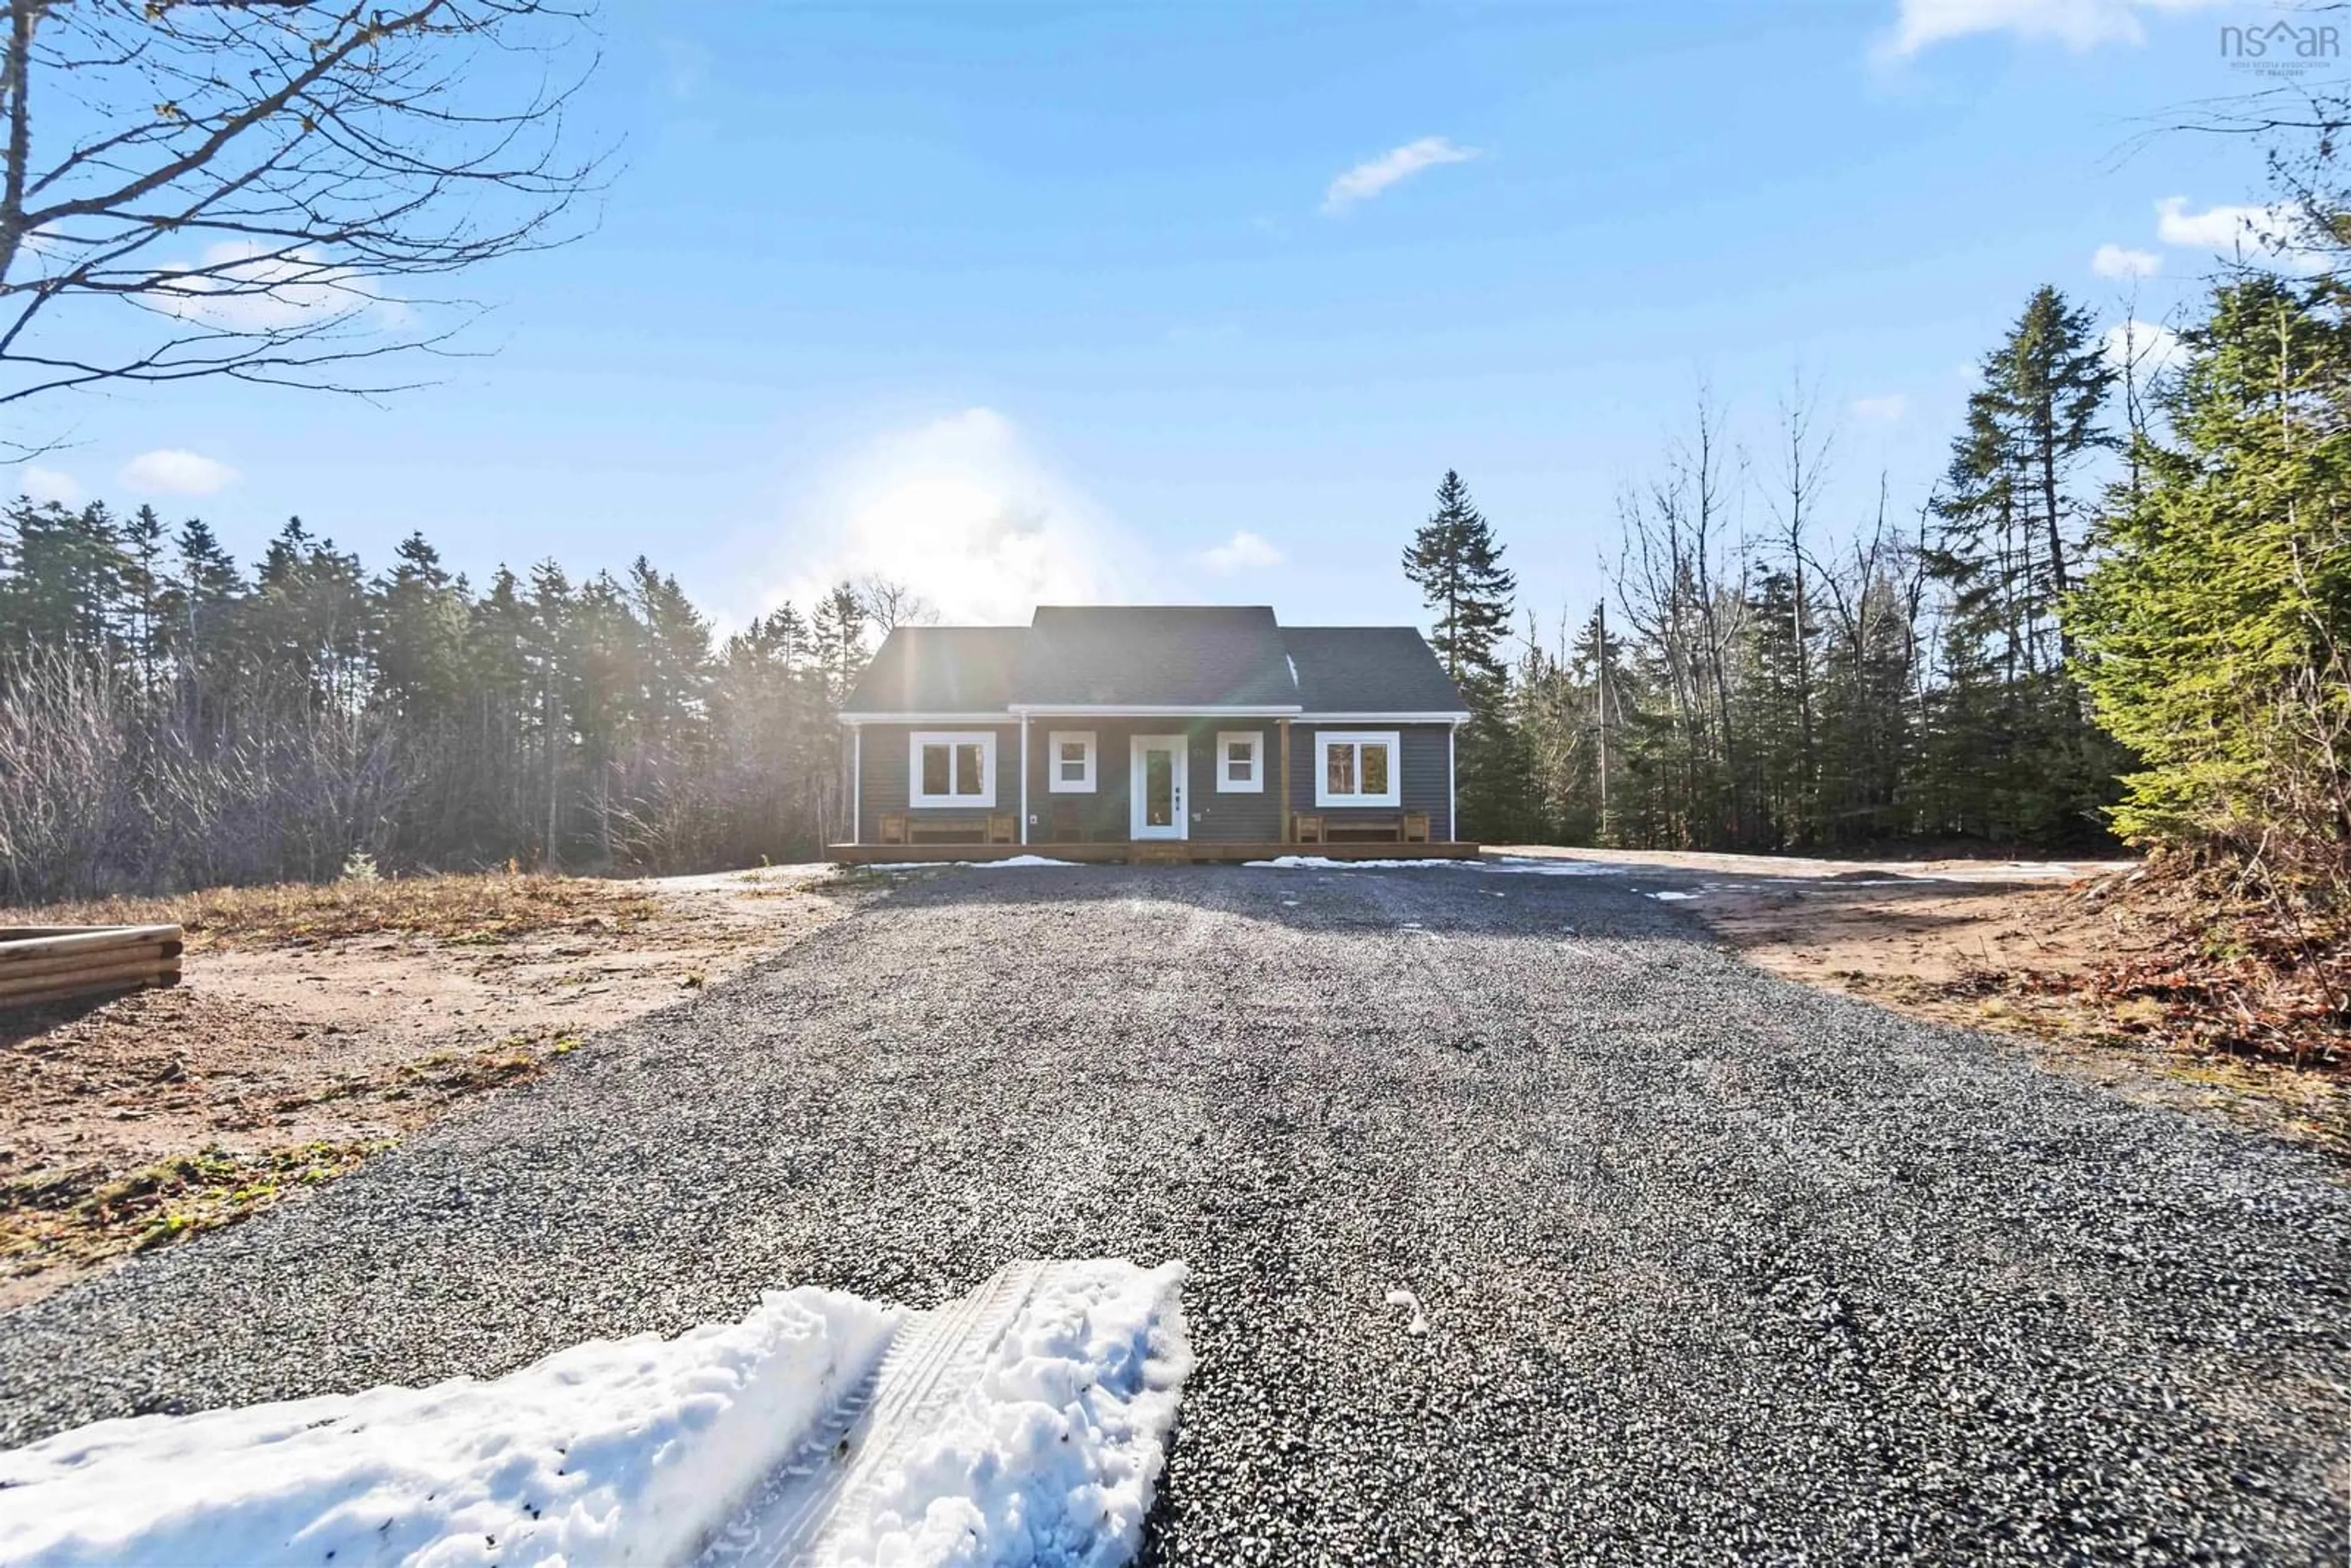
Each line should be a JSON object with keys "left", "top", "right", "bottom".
{"left": 841, "top": 607, "right": 1466, "bottom": 716}
{"left": 1017, "top": 606, "right": 1299, "bottom": 707}
{"left": 1281, "top": 626, "right": 1468, "bottom": 713}
{"left": 842, "top": 626, "right": 1027, "bottom": 713}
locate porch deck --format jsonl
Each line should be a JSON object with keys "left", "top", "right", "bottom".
{"left": 828, "top": 840, "right": 1482, "bottom": 865}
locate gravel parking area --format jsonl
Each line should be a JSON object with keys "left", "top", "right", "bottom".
{"left": 1, "top": 866, "right": 2345, "bottom": 1564}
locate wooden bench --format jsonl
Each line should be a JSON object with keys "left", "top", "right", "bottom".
{"left": 887, "top": 812, "right": 1016, "bottom": 846}
{"left": 1313, "top": 811, "right": 1433, "bottom": 845}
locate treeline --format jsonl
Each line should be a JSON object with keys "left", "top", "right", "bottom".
{"left": 1422, "top": 268, "right": 2345, "bottom": 884}
{"left": 0, "top": 509, "right": 896, "bottom": 901}
{"left": 1488, "top": 282, "right": 2127, "bottom": 852}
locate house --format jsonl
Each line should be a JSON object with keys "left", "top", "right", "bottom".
{"left": 832, "top": 605, "right": 1476, "bottom": 861}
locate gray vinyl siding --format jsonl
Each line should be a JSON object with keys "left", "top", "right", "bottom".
{"left": 849, "top": 718, "right": 1456, "bottom": 843}
{"left": 1287, "top": 724, "right": 1454, "bottom": 841}
{"left": 1029, "top": 719, "right": 1282, "bottom": 845}
{"left": 853, "top": 722, "right": 1019, "bottom": 841}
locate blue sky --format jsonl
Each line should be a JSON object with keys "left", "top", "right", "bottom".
{"left": 12, "top": 0, "right": 2301, "bottom": 635}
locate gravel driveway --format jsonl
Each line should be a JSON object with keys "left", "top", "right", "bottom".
{"left": 2, "top": 866, "right": 2345, "bottom": 1564}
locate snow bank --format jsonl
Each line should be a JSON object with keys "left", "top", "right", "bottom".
{"left": 815, "top": 1261, "right": 1191, "bottom": 1568}
{"left": 0, "top": 1291, "right": 901, "bottom": 1568}
{"left": 0, "top": 1261, "right": 1193, "bottom": 1568}
{"left": 1244, "top": 855, "right": 1635, "bottom": 876}
{"left": 861, "top": 856, "right": 1080, "bottom": 871}
{"left": 1245, "top": 855, "right": 1474, "bottom": 870}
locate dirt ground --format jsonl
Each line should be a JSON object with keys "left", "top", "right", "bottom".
{"left": 0, "top": 866, "right": 858, "bottom": 1309}
{"left": 1496, "top": 845, "right": 2349, "bottom": 1157}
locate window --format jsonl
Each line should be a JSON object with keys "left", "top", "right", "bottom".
{"left": 1314, "top": 730, "right": 1401, "bottom": 808}
{"left": 909, "top": 730, "right": 995, "bottom": 808}
{"left": 1216, "top": 730, "right": 1264, "bottom": 793}
{"left": 1047, "top": 730, "right": 1097, "bottom": 793}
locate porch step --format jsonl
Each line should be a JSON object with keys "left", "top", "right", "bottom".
{"left": 1132, "top": 842, "right": 1190, "bottom": 865}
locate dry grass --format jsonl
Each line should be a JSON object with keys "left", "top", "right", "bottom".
{"left": 1848, "top": 964, "right": 2351, "bottom": 1157}
{"left": 14, "top": 871, "right": 664, "bottom": 953}
{"left": 0, "top": 869, "right": 855, "bottom": 1308}
{"left": 1, "top": 1139, "right": 388, "bottom": 1279}
{"left": 0, "top": 1024, "right": 589, "bottom": 1294}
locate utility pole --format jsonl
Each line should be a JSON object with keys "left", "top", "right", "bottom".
{"left": 1594, "top": 597, "right": 1611, "bottom": 842}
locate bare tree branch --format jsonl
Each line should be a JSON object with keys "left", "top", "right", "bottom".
{"left": 0, "top": 0, "right": 606, "bottom": 426}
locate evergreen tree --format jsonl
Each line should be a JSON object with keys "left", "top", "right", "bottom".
{"left": 1403, "top": 471, "right": 1531, "bottom": 838}
{"left": 0, "top": 500, "right": 128, "bottom": 657}
{"left": 122, "top": 506, "right": 168, "bottom": 686}
{"left": 1925, "top": 285, "right": 2119, "bottom": 844}
{"left": 2071, "top": 272, "right": 2351, "bottom": 863}
{"left": 373, "top": 532, "right": 470, "bottom": 722}
{"left": 1404, "top": 470, "right": 1515, "bottom": 700}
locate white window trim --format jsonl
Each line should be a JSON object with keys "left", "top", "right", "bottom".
{"left": 909, "top": 730, "right": 996, "bottom": 808}
{"left": 1215, "top": 729, "right": 1264, "bottom": 793}
{"left": 1046, "top": 729, "right": 1097, "bottom": 793}
{"left": 1314, "top": 730, "right": 1402, "bottom": 808}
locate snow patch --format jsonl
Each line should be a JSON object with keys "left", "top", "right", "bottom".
{"left": 810, "top": 1261, "right": 1190, "bottom": 1566}
{"left": 1246, "top": 855, "right": 1643, "bottom": 877}
{"left": 1245, "top": 856, "right": 1472, "bottom": 870}
{"left": 1, "top": 1262, "right": 1193, "bottom": 1568}
{"left": 1384, "top": 1289, "right": 1430, "bottom": 1337}
{"left": 860, "top": 855, "right": 1081, "bottom": 871}
{"left": 0, "top": 1289, "right": 901, "bottom": 1568}
{"left": 1647, "top": 890, "right": 1701, "bottom": 902}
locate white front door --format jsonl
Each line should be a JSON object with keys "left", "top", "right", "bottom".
{"left": 1130, "top": 734, "right": 1188, "bottom": 841}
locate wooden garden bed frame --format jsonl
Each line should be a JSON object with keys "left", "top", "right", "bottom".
{"left": 0, "top": 925, "right": 184, "bottom": 1010}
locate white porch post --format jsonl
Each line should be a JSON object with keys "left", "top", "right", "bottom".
{"left": 1019, "top": 715, "right": 1030, "bottom": 845}
{"left": 851, "top": 722, "right": 863, "bottom": 844}
{"left": 1447, "top": 721, "right": 1458, "bottom": 842}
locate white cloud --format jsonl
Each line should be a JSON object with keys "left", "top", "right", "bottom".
{"left": 1199, "top": 530, "right": 1284, "bottom": 574}
{"left": 2092, "top": 242, "right": 2162, "bottom": 279}
{"left": 1850, "top": 393, "right": 1910, "bottom": 425}
{"left": 2104, "top": 319, "right": 2187, "bottom": 377}
{"left": 1881, "top": 0, "right": 2221, "bottom": 58}
{"left": 763, "top": 408, "right": 1130, "bottom": 626}
{"left": 1322, "top": 137, "right": 1480, "bottom": 215}
{"left": 2152, "top": 194, "right": 2317, "bottom": 266}
{"left": 146, "top": 239, "right": 407, "bottom": 333}
{"left": 16, "top": 464, "right": 81, "bottom": 506}
{"left": 120, "top": 448, "right": 240, "bottom": 497}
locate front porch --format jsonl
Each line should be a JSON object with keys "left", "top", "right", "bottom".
{"left": 828, "top": 839, "right": 1483, "bottom": 865}
{"left": 839, "top": 711, "right": 1467, "bottom": 861}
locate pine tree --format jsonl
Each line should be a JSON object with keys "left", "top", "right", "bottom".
{"left": 1925, "top": 285, "right": 2118, "bottom": 844}
{"left": 1404, "top": 471, "right": 1515, "bottom": 699}
{"left": 373, "top": 531, "right": 469, "bottom": 721}
{"left": 0, "top": 500, "right": 129, "bottom": 657}
{"left": 2070, "top": 272, "right": 2351, "bottom": 863}
{"left": 122, "top": 506, "right": 168, "bottom": 688}
{"left": 1403, "top": 471, "right": 1531, "bottom": 839}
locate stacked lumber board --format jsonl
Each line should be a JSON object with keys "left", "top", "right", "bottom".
{"left": 0, "top": 925, "right": 183, "bottom": 1009}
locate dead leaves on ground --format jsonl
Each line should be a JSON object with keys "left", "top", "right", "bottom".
{"left": 18, "top": 872, "right": 662, "bottom": 953}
